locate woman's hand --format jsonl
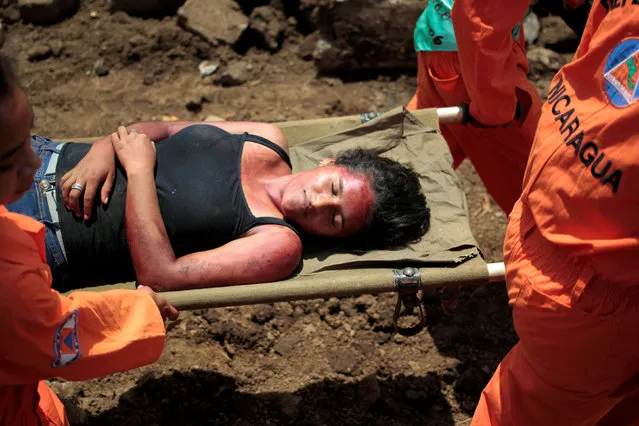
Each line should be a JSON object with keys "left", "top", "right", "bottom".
{"left": 111, "top": 126, "right": 156, "bottom": 175}
{"left": 136, "top": 285, "right": 179, "bottom": 321}
{"left": 61, "top": 138, "right": 116, "bottom": 221}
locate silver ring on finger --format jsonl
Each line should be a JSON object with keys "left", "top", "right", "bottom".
{"left": 129, "top": 128, "right": 139, "bottom": 134}
{"left": 71, "top": 182, "right": 85, "bottom": 192}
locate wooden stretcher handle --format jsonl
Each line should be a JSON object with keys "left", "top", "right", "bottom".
{"left": 162, "top": 260, "right": 505, "bottom": 311}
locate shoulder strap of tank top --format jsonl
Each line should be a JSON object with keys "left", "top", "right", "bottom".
{"left": 244, "top": 133, "right": 292, "bottom": 169}
{"left": 246, "top": 217, "right": 299, "bottom": 236}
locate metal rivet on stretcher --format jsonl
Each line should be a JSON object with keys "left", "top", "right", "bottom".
{"left": 39, "top": 179, "right": 51, "bottom": 191}
{"left": 402, "top": 267, "right": 417, "bottom": 277}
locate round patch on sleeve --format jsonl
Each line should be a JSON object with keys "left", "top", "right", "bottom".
{"left": 52, "top": 309, "right": 81, "bottom": 368}
{"left": 604, "top": 38, "right": 639, "bottom": 108}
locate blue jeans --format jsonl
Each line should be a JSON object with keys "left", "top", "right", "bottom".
{"left": 7, "top": 135, "right": 67, "bottom": 273}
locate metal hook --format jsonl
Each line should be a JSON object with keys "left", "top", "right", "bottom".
{"left": 393, "top": 292, "right": 427, "bottom": 336}
{"left": 392, "top": 267, "right": 427, "bottom": 336}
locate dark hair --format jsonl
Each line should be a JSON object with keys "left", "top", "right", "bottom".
{"left": 0, "top": 52, "right": 17, "bottom": 99}
{"left": 335, "top": 148, "right": 430, "bottom": 250}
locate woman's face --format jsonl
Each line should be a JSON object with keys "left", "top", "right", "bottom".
{"left": 0, "top": 88, "right": 39, "bottom": 205}
{"left": 280, "top": 165, "right": 374, "bottom": 237}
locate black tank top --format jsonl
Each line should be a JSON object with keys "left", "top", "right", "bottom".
{"left": 55, "top": 125, "right": 297, "bottom": 289}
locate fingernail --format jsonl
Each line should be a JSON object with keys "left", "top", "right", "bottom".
{"left": 103, "top": 197, "right": 109, "bottom": 204}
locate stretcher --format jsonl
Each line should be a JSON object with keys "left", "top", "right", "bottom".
{"left": 67, "top": 106, "right": 506, "bottom": 335}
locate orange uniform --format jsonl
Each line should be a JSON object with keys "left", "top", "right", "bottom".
{"left": 407, "top": 0, "right": 542, "bottom": 213}
{"left": 470, "top": 0, "right": 639, "bottom": 424}
{"left": 0, "top": 206, "right": 166, "bottom": 425}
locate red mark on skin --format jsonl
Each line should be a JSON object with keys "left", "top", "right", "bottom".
{"left": 340, "top": 173, "right": 374, "bottom": 233}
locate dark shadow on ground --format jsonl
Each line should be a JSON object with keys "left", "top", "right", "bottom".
{"left": 419, "top": 281, "right": 518, "bottom": 415}
{"left": 76, "top": 370, "right": 456, "bottom": 426}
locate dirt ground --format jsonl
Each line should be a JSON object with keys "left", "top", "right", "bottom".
{"left": 4, "top": 0, "right": 576, "bottom": 424}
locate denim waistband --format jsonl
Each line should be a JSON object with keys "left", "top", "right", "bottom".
{"left": 30, "top": 137, "right": 67, "bottom": 268}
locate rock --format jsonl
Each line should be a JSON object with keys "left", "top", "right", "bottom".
{"left": 218, "top": 62, "right": 249, "bottom": 87}
{"left": 178, "top": 0, "right": 248, "bottom": 46}
{"left": 297, "top": 31, "right": 319, "bottom": 61}
{"left": 354, "top": 294, "right": 375, "bottom": 311}
{"left": 251, "top": 305, "right": 275, "bottom": 324}
{"left": 366, "top": 298, "right": 395, "bottom": 332}
{"left": 311, "top": 0, "right": 422, "bottom": 72}
{"left": 313, "top": 38, "right": 346, "bottom": 71}
{"left": 49, "top": 40, "right": 64, "bottom": 57}
{"left": 527, "top": 46, "right": 568, "bottom": 72}
{"left": 109, "top": 0, "right": 185, "bottom": 15}
{"left": 93, "top": 58, "right": 110, "bottom": 76}
{"left": 18, "top": 0, "right": 79, "bottom": 23}
{"left": 339, "top": 300, "right": 357, "bottom": 317}
{"left": 522, "top": 12, "right": 540, "bottom": 46}
{"left": 129, "top": 34, "right": 148, "bottom": 47}
{"left": 535, "top": 0, "right": 590, "bottom": 37}
{"left": 354, "top": 331, "right": 377, "bottom": 357}
{"left": 356, "top": 374, "right": 381, "bottom": 410}
{"left": 248, "top": 5, "right": 286, "bottom": 51}
{"left": 273, "top": 333, "right": 299, "bottom": 356}
{"left": 208, "top": 319, "right": 266, "bottom": 350}
{"left": 203, "top": 114, "right": 225, "bottom": 122}
{"left": 327, "top": 347, "right": 361, "bottom": 376}
{"left": 198, "top": 60, "right": 219, "bottom": 77}
{"left": 537, "top": 16, "right": 579, "bottom": 53}
{"left": 323, "top": 314, "right": 342, "bottom": 329}
{"left": 27, "top": 44, "right": 52, "bottom": 62}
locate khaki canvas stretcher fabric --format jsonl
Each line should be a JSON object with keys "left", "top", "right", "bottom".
{"left": 290, "top": 107, "right": 480, "bottom": 276}
{"left": 62, "top": 107, "right": 482, "bottom": 295}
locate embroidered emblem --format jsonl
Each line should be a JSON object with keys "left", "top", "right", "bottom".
{"left": 604, "top": 39, "right": 639, "bottom": 107}
{"left": 52, "top": 309, "right": 81, "bottom": 368}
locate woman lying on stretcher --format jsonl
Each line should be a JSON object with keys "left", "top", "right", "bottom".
{"left": 9, "top": 121, "right": 430, "bottom": 292}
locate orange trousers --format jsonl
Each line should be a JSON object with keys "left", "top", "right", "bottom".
{"left": 407, "top": 51, "right": 541, "bottom": 213}
{"left": 471, "top": 200, "right": 639, "bottom": 426}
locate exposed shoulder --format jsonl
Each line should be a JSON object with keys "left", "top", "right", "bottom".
{"left": 244, "top": 123, "right": 292, "bottom": 172}
{"left": 251, "top": 224, "right": 301, "bottom": 250}
{"left": 253, "top": 124, "right": 290, "bottom": 154}
{"left": 228, "top": 224, "right": 301, "bottom": 282}
{"left": 251, "top": 225, "right": 302, "bottom": 262}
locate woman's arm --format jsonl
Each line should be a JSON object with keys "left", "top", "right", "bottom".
{"left": 114, "top": 120, "right": 287, "bottom": 147}
{"left": 111, "top": 126, "right": 301, "bottom": 291}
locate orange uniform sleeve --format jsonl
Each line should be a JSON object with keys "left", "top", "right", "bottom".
{"left": 0, "top": 263, "right": 166, "bottom": 384}
{"left": 452, "top": 0, "right": 531, "bottom": 125}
